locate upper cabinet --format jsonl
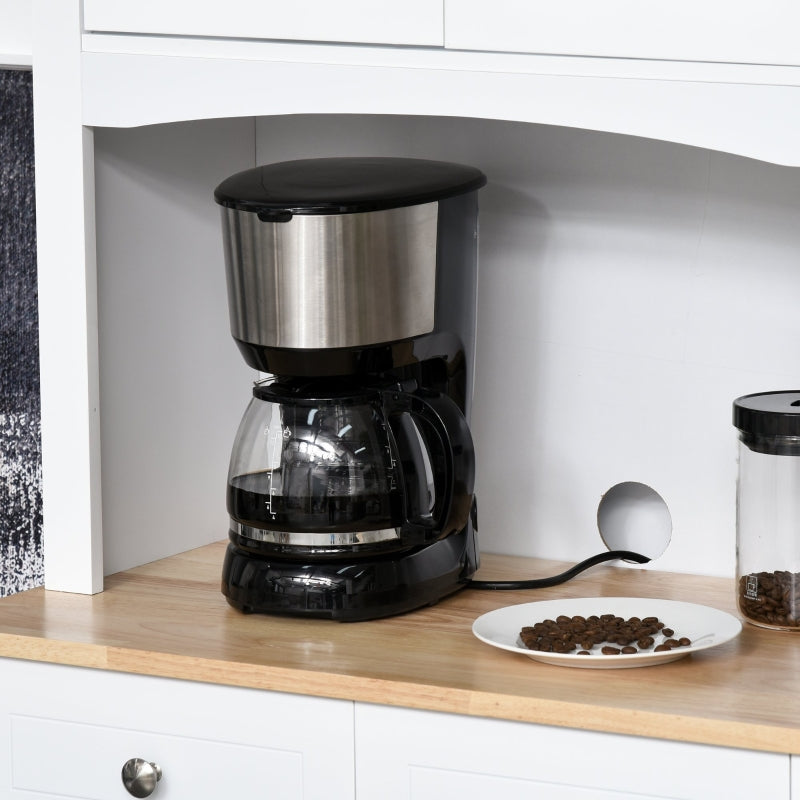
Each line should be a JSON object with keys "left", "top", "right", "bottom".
{"left": 445, "top": 0, "right": 800, "bottom": 66}
{"left": 37, "top": 0, "right": 800, "bottom": 594}
{"left": 79, "top": 0, "right": 800, "bottom": 167}
{"left": 82, "top": 0, "right": 800, "bottom": 64}
{"left": 82, "top": 0, "right": 445, "bottom": 47}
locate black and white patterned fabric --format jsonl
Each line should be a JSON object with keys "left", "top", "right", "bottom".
{"left": 0, "top": 68, "right": 43, "bottom": 596}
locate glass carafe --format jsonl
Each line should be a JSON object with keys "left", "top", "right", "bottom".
{"left": 227, "top": 378, "right": 474, "bottom": 558}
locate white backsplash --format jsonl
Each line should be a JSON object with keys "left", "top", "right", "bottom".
{"left": 95, "top": 114, "right": 800, "bottom": 578}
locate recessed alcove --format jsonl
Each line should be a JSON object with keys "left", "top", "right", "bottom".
{"left": 92, "top": 113, "right": 800, "bottom": 578}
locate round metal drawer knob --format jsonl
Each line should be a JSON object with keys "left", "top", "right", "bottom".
{"left": 121, "top": 758, "right": 163, "bottom": 798}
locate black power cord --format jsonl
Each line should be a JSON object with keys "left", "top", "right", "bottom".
{"left": 467, "top": 550, "right": 651, "bottom": 590}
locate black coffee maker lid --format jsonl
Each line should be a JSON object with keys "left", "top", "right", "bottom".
{"left": 214, "top": 157, "right": 487, "bottom": 219}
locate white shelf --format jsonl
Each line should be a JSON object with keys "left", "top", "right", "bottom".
{"left": 0, "top": 55, "right": 32, "bottom": 67}
{"left": 81, "top": 35, "right": 800, "bottom": 166}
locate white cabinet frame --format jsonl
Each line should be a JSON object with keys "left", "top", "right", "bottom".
{"left": 32, "top": 0, "right": 800, "bottom": 592}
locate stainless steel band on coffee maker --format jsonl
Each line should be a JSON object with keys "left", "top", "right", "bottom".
{"left": 230, "top": 520, "right": 401, "bottom": 547}
{"left": 221, "top": 202, "right": 439, "bottom": 351}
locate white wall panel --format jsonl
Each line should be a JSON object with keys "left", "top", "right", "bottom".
{"left": 252, "top": 115, "right": 800, "bottom": 577}
{"left": 94, "top": 118, "right": 256, "bottom": 576}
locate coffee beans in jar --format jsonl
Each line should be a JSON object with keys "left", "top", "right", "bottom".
{"left": 519, "top": 614, "right": 691, "bottom": 656}
{"left": 733, "top": 392, "right": 800, "bottom": 633}
{"left": 738, "top": 570, "right": 800, "bottom": 629}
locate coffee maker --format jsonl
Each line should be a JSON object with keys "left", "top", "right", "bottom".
{"left": 214, "top": 157, "right": 486, "bottom": 620}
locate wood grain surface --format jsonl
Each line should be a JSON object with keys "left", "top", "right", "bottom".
{"left": 0, "top": 542, "right": 797, "bottom": 754}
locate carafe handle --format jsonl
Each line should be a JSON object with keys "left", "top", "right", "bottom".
{"left": 383, "top": 388, "right": 475, "bottom": 541}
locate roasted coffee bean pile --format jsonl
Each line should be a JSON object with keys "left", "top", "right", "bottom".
{"left": 519, "top": 614, "right": 691, "bottom": 656}
{"left": 739, "top": 571, "right": 800, "bottom": 628}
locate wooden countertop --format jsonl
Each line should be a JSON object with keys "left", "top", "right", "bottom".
{"left": 0, "top": 542, "right": 797, "bottom": 755}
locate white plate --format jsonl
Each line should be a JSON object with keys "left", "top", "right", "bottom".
{"left": 472, "top": 597, "right": 742, "bottom": 669}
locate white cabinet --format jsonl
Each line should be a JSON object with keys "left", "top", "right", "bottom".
{"left": 82, "top": 0, "right": 444, "bottom": 47}
{"left": 445, "top": 0, "right": 800, "bottom": 66}
{"left": 35, "top": 1, "right": 800, "bottom": 595}
{"left": 0, "top": 657, "right": 791, "bottom": 799}
{"left": 81, "top": 0, "right": 800, "bottom": 66}
{"left": 355, "top": 703, "right": 788, "bottom": 800}
{"left": 17, "top": 6, "right": 800, "bottom": 798}
{"left": 0, "top": 658, "right": 355, "bottom": 799}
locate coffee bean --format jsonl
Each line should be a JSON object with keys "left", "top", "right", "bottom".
{"left": 739, "top": 571, "right": 800, "bottom": 628}
{"left": 518, "top": 614, "right": 691, "bottom": 658}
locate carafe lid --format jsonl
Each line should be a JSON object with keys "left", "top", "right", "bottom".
{"left": 252, "top": 376, "right": 384, "bottom": 405}
{"left": 214, "top": 157, "right": 487, "bottom": 219}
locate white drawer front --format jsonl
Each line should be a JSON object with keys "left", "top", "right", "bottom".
{"left": 356, "top": 703, "right": 789, "bottom": 800}
{"left": 445, "top": 0, "right": 800, "bottom": 66}
{"left": 0, "top": 659, "right": 354, "bottom": 799}
{"left": 83, "top": 0, "right": 444, "bottom": 47}
{"left": 11, "top": 714, "right": 302, "bottom": 798}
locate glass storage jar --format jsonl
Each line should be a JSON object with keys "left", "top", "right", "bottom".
{"left": 733, "top": 391, "right": 800, "bottom": 631}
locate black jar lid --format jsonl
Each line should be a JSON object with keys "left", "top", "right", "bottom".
{"left": 214, "top": 157, "right": 487, "bottom": 219}
{"left": 733, "top": 391, "right": 800, "bottom": 438}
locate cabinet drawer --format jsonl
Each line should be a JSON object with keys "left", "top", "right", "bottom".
{"left": 445, "top": 0, "right": 800, "bottom": 66}
{"left": 83, "top": 0, "right": 444, "bottom": 47}
{"left": 356, "top": 704, "right": 789, "bottom": 799}
{"left": 11, "top": 715, "right": 303, "bottom": 798}
{"left": 0, "top": 659, "right": 354, "bottom": 799}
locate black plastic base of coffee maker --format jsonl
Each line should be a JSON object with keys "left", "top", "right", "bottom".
{"left": 221, "top": 527, "right": 479, "bottom": 622}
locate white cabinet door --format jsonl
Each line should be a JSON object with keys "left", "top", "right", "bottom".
{"left": 83, "top": 0, "right": 444, "bottom": 47}
{"left": 0, "top": 658, "right": 355, "bottom": 799}
{"left": 792, "top": 755, "right": 799, "bottom": 799}
{"left": 445, "top": 0, "right": 800, "bottom": 66}
{"left": 356, "top": 703, "right": 788, "bottom": 799}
